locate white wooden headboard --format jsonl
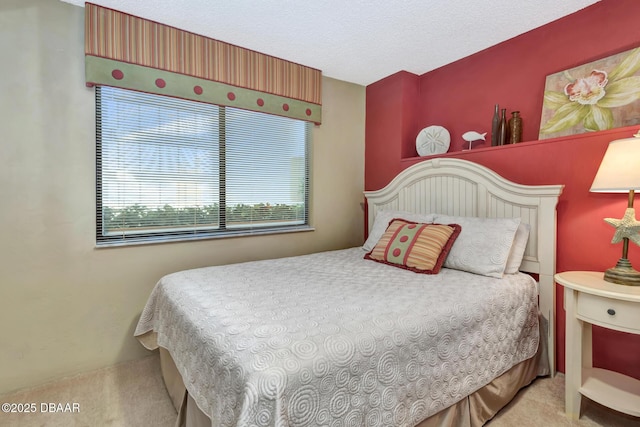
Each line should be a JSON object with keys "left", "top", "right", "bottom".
{"left": 364, "top": 158, "right": 564, "bottom": 374}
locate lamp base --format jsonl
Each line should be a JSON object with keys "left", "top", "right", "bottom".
{"left": 604, "top": 258, "right": 640, "bottom": 286}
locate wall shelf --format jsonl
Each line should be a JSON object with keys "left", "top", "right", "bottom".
{"left": 400, "top": 126, "right": 640, "bottom": 167}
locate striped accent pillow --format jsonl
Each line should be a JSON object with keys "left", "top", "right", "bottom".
{"left": 365, "top": 219, "right": 461, "bottom": 274}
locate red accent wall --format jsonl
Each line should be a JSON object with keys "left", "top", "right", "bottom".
{"left": 365, "top": 0, "right": 640, "bottom": 379}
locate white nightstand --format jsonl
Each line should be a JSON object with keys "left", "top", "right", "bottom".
{"left": 555, "top": 271, "right": 640, "bottom": 420}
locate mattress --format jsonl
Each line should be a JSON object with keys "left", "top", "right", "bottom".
{"left": 157, "top": 345, "right": 542, "bottom": 427}
{"left": 135, "top": 247, "right": 540, "bottom": 427}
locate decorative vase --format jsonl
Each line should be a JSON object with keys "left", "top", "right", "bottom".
{"left": 491, "top": 104, "right": 500, "bottom": 147}
{"left": 498, "top": 108, "right": 507, "bottom": 146}
{"left": 508, "top": 111, "right": 522, "bottom": 144}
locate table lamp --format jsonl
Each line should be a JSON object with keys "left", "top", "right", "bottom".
{"left": 589, "top": 132, "right": 640, "bottom": 286}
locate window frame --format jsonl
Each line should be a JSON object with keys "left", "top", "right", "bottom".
{"left": 95, "top": 86, "right": 312, "bottom": 246}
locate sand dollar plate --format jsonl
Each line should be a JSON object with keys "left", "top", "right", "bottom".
{"left": 416, "top": 125, "right": 451, "bottom": 156}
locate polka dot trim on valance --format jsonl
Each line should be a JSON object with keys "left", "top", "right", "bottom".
{"left": 88, "top": 56, "right": 322, "bottom": 123}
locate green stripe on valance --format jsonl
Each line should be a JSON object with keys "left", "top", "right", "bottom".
{"left": 86, "top": 56, "right": 321, "bottom": 123}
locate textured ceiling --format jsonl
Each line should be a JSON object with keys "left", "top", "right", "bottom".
{"left": 62, "top": 0, "right": 600, "bottom": 86}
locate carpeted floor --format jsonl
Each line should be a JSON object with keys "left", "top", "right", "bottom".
{"left": 0, "top": 354, "right": 638, "bottom": 426}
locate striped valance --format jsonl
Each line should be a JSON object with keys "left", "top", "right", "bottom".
{"left": 84, "top": 3, "right": 322, "bottom": 123}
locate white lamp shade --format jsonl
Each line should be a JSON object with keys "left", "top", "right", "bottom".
{"left": 590, "top": 137, "right": 640, "bottom": 193}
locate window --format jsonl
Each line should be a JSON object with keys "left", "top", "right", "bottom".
{"left": 96, "top": 86, "right": 310, "bottom": 245}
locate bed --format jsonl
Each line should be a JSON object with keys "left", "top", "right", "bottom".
{"left": 134, "top": 158, "right": 564, "bottom": 427}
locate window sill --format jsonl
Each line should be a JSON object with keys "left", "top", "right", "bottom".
{"left": 95, "top": 225, "right": 315, "bottom": 248}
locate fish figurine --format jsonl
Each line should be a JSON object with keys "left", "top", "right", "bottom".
{"left": 462, "top": 131, "right": 487, "bottom": 150}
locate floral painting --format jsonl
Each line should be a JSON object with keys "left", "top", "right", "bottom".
{"left": 538, "top": 47, "right": 640, "bottom": 139}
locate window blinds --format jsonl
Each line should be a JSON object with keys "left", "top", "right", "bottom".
{"left": 96, "top": 86, "right": 310, "bottom": 244}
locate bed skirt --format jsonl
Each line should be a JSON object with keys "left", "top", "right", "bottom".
{"left": 152, "top": 316, "right": 549, "bottom": 427}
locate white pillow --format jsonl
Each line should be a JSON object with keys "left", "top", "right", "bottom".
{"left": 363, "top": 210, "right": 436, "bottom": 251}
{"left": 504, "top": 223, "right": 531, "bottom": 274}
{"left": 434, "top": 215, "right": 521, "bottom": 278}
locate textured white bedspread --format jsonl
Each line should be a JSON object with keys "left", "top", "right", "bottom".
{"left": 135, "top": 247, "right": 539, "bottom": 427}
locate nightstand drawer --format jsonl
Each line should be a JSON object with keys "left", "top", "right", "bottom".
{"left": 577, "top": 292, "right": 640, "bottom": 333}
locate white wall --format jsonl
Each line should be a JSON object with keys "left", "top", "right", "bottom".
{"left": 0, "top": 0, "right": 365, "bottom": 394}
